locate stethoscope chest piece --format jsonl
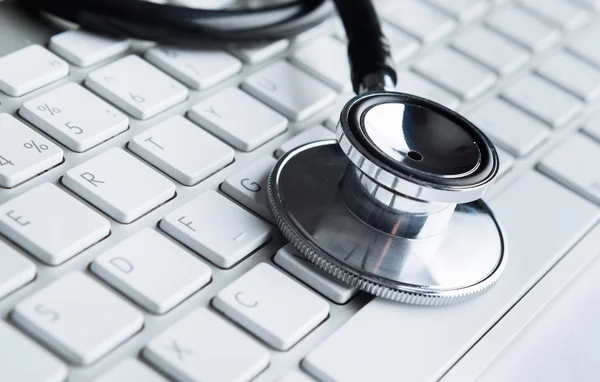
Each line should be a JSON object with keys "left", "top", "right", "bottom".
{"left": 267, "top": 92, "right": 506, "bottom": 305}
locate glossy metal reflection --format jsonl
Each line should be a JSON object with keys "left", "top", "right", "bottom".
{"left": 268, "top": 91, "right": 506, "bottom": 305}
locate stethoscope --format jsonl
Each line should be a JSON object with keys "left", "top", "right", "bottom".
{"left": 24, "top": 0, "right": 506, "bottom": 305}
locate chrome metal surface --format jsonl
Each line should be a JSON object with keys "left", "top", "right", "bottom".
{"left": 358, "top": 72, "right": 396, "bottom": 93}
{"left": 336, "top": 92, "right": 499, "bottom": 204}
{"left": 268, "top": 141, "right": 506, "bottom": 305}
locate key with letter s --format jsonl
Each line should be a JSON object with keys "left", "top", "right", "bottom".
{"left": 12, "top": 271, "right": 144, "bottom": 365}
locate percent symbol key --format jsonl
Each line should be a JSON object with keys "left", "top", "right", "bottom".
{"left": 0, "top": 114, "right": 63, "bottom": 188}
{"left": 24, "top": 140, "right": 49, "bottom": 154}
{"left": 37, "top": 103, "right": 60, "bottom": 116}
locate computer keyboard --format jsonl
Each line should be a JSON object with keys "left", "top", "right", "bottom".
{"left": 1, "top": 0, "right": 600, "bottom": 381}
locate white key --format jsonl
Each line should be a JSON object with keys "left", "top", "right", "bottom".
{"left": 279, "top": 371, "right": 316, "bottom": 382}
{"left": 501, "top": 75, "right": 583, "bottom": 128}
{"left": 0, "top": 240, "right": 36, "bottom": 299}
{"left": 0, "top": 183, "right": 110, "bottom": 265}
{"left": 242, "top": 61, "right": 336, "bottom": 121}
{"left": 145, "top": 46, "right": 241, "bottom": 90}
{"left": 485, "top": 6, "right": 561, "bottom": 51}
{"left": 229, "top": 39, "right": 289, "bottom": 64}
{"left": 304, "top": 172, "right": 600, "bottom": 382}
{"left": 161, "top": 190, "right": 271, "bottom": 268}
{"left": 95, "top": 359, "right": 168, "bottom": 382}
{"left": 13, "top": 271, "right": 144, "bottom": 365}
{"left": 49, "top": 30, "right": 130, "bottom": 67}
{"left": 496, "top": 147, "right": 514, "bottom": 177}
{"left": 0, "top": 45, "right": 68, "bottom": 97}
{"left": 20, "top": 82, "right": 129, "bottom": 152}
{"left": 129, "top": 116, "right": 234, "bottom": 186}
{"left": 86, "top": 55, "right": 188, "bottom": 120}
{"left": 395, "top": 71, "right": 461, "bottom": 110}
{"left": 92, "top": 228, "right": 212, "bottom": 313}
{"left": 324, "top": 93, "right": 353, "bottom": 130}
{"left": 144, "top": 308, "right": 269, "bottom": 382}
{"left": 519, "top": 0, "right": 590, "bottom": 31}
{"left": 426, "top": 0, "right": 490, "bottom": 22}
{"left": 539, "top": 133, "right": 600, "bottom": 204}
{"left": 188, "top": 87, "right": 288, "bottom": 151}
{"left": 290, "top": 36, "right": 351, "bottom": 92}
{"left": 63, "top": 147, "right": 176, "bottom": 223}
{"left": 469, "top": 98, "right": 550, "bottom": 157}
{"left": 382, "top": 24, "right": 420, "bottom": 64}
{"left": 414, "top": 47, "right": 497, "bottom": 100}
{"left": 0, "top": 320, "right": 68, "bottom": 382}
{"left": 275, "top": 126, "right": 336, "bottom": 158}
{"left": 274, "top": 244, "right": 357, "bottom": 304}
{"left": 214, "top": 263, "right": 329, "bottom": 350}
{"left": 583, "top": 110, "right": 600, "bottom": 142}
{"left": 221, "top": 156, "right": 277, "bottom": 223}
{"left": 383, "top": 2, "right": 457, "bottom": 43}
{"left": 451, "top": 25, "right": 530, "bottom": 75}
{"left": 535, "top": 51, "right": 600, "bottom": 101}
{"left": 0, "top": 113, "right": 63, "bottom": 188}
{"left": 568, "top": 22, "right": 600, "bottom": 67}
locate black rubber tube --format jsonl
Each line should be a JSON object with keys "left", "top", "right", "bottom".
{"left": 332, "top": 0, "right": 397, "bottom": 93}
{"left": 20, "top": 0, "right": 333, "bottom": 42}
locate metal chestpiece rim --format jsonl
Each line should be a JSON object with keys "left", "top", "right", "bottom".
{"left": 337, "top": 92, "right": 499, "bottom": 204}
{"left": 267, "top": 91, "right": 506, "bottom": 305}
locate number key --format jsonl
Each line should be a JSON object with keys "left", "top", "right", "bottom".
{"left": 12, "top": 272, "right": 144, "bottom": 365}
{"left": 0, "top": 113, "right": 63, "bottom": 188}
{"left": 86, "top": 55, "right": 188, "bottom": 120}
{"left": 0, "top": 45, "right": 69, "bottom": 97}
{"left": 20, "top": 83, "right": 129, "bottom": 152}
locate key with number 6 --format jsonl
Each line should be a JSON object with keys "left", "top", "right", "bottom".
{"left": 86, "top": 55, "right": 188, "bottom": 120}
{"left": 0, "top": 113, "right": 63, "bottom": 188}
{"left": 21, "top": 83, "right": 129, "bottom": 152}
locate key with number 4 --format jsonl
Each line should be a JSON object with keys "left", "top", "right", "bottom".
{"left": 0, "top": 113, "right": 63, "bottom": 188}
{"left": 86, "top": 55, "right": 188, "bottom": 120}
{"left": 21, "top": 83, "right": 129, "bottom": 152}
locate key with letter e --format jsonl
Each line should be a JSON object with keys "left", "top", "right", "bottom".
{"left": 0, "top": 183, "right": 110, "bottom": 265}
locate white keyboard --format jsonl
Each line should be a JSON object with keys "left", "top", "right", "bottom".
{"left": 1, "top": 0, "right": 600, "bottom": 381}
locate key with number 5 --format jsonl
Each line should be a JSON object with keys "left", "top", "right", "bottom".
{"left": 86, "top": 55, "right": 188, "bottom": 120}
{"left": 20, "top": 83, "right": 129, "bottom": 152}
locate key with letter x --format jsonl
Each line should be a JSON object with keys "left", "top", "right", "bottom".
{"left": 144, "top": 308, "right": 269, "bottom": 382}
